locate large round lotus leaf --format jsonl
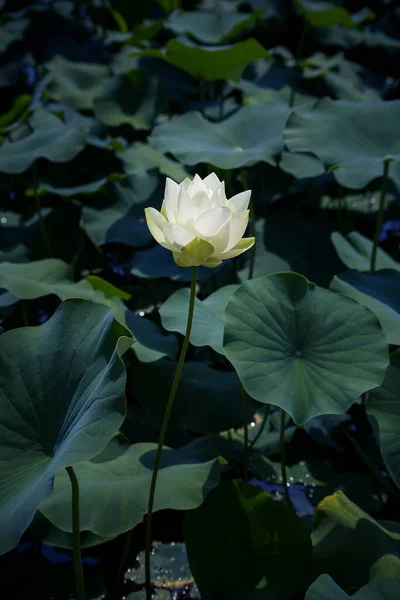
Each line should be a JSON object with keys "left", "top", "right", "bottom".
{"left": 29, "top": 510, "right": 115, "bottom": 549}
{"left": 330, "top": 269, "right": 400, "bottom": 346}
{"left": 93, "top": 72, "right": 161, "bottom": 130}
{"left": 46, "top": 55, "right": 112, "bottom": 110}
{"left": 331, "top": 231, "right": 400, "bottom": 272}
{"left": 37, "top": 177, "right": 109, "bottom": 197}
{"left": 134, "top": 38, "right": 268, "bottom": 81}
{"left": 313, "top": 14, "right": 400, "bottom": 50}
{"left": 130, "top": 359, "right": 257, "bottom": 435}
{"left": 322, "top": 58, "right": 382, "bottom": 102}
{"left": 279, "top": 151, "right": 325, "bottom": 178}
{"left": 165, "top": 10, "right": 260, "bottom": 44}
{"left": 0, "top": 258, "right": 97, "bottom": 300}
{"left": 117, "top": 142, "right": 188, "bottom": 182}
{"left": 0, "top": 299, "right": 131, "bottom": 555}
{"left": 306, "top": 574, "right": 400, "bottom": 600}
{"left": 367, "top": 350, "right": 400, "bottom": 489}
{"left": 184, "top": 480, "right": 312, "bottom": 600}
{"left": 0, "top": 258, "right": 177, "bottom": 363}
{"left": 160, "top": 284, "right": 239, "bottom": 354}
{"left": 294, "top": 0, "right": 374, "bottom": 28}
{"left": 312, "top": 491, "right": 400, "bottom": 589}
{"left": 284, "top": 99, "right": 400, "bottom": 189}
{"left": 38, "top": 436, "right": 221, "bottom": 538}
{"left": 82, "top": 173, "right": 162, "bottom": 247}
{"left": 223, "top": 272, "right": 388, "bottom": 425}
{"left": 0, "top": 110, "right": 89, "bottom": 174}
{"left": 150, "top": 104, "right": 290, "bottom": 168}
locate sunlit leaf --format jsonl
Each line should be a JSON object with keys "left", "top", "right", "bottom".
{"left": 294, "top": 0, "right": 374, "bottom": 28}
{"left": 133, "top": 38, "right": 269, "bottom": 81}
{"left": 312, "top": 491, "right": 400, "bottom": 589}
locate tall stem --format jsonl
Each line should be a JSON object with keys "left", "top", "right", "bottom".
{"left": 145, "top": 267, "right": 198, "bottom": 600}
{"left": 240, "top": 168, "right": 255, "bottom": 280}
{"left": 249, "top": 404, "right": 270, "bottom": 451}
{"left": 111, "top": 529, "right": 133, "bottom": 600}
{"left": 280, "top": 410, "right": 293, "bottom": 510}
{"left": 370, "top": 160, "right": 390, "bottom": 272}
{"left": 66, "top": 466, "right": 85, "bottom": 600}
{"left": 239, "top": 382, "right": 249, "bottom": 482}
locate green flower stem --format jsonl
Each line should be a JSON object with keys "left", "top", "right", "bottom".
{"left": 370, "top": 160, "right": 390, "bottom": 272}
{"left": 145, "top": 266, "right": 198, "bottom": 600}
{"left": 239, "top": 382, "right": 249, "bottom": 482}
{"left": 66, "top": 466, "right": 86, "bottom": 600}
{"left": 111, "top": 528, "right": 133, "bottom": 600}
{"left": 240, "top": 168, "right": 256, "bottom": 280}
{"left": 249, "top": 404, "right": 270, "bottom": 451}
{"left": 280, "top": 410, "right": 294, "bottom": 511}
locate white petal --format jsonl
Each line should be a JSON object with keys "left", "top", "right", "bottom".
{"left": 145, "top": 207, "right": 167, "bottom": 245}
{"left": 203, "top": 172, "right": 221, "bottom": 192}
{"left": 164, "top": 178, "right": 180, "bottom": 223}
{"left": 193, "top": 206, "right": 232, "bottom": 239}
{"left": 224, "top": 211, "right": 250, "bottom": 252}
{"left": 187, "top": 174, "right": 207, "bottom": 200}
{"left": 163, "top": 222, "right": 195, "bottom": 249}
{"left": 176, "top": 185, "right": 195, "bottom": 226}
{"left": 221, "top": 237, "right": 255, "bottom": 260}
{"left": 208, "top": 218, "right": 231, "bottom": 256}
{"left": 209, "top": 181, "right": 227, "bottom": 207}
{"left": 228, "top": 190, "right": 252, "bottom": 214}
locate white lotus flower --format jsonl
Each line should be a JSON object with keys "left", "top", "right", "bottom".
{"left": 145, "top": 173, "right": 255, "bottom": 268}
